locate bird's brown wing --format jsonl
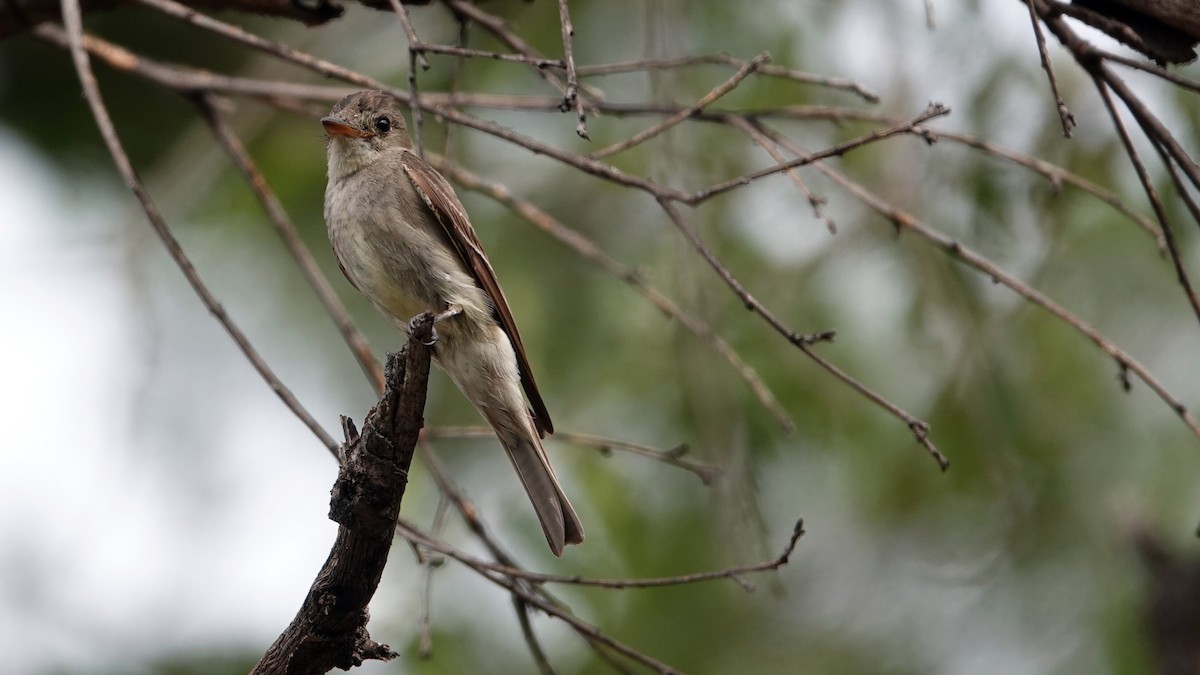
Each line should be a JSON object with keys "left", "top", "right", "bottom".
{"left": 400, "top": 151, "right": 554, "bottom": 436}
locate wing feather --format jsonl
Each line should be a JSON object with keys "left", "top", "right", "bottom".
{"left": 400, "top": 151, "right": 554, "bottom": 436}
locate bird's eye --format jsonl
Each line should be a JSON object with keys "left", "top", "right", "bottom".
{"left": 375, "top": 117, "right": 391, "bottom": 133}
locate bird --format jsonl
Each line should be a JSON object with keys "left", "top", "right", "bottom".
{"left": 321, "top": 90, "right": 583, "bottom": 555}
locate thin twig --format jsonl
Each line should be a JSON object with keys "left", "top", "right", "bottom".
{"left": 655, "top": 197, "right": 835, "bottom": 349}
{"left": 397, "top": 517, "right": 805, "bottom": 590}
{"left": 132, "top": 0, "right": 380, "bottom": 89}
{"left": 683, "top": 103, "right": 950, "bottom": 205}
{"left": 757, "top": 121, "right": 1200, "bottom": 441}
{"left": 388, "top": 0, "right": 425, "bottom": 155}
{"left": 425, "top": 426, "right": 720, "bottom": 484}
{"left": 1095, "top": 63, "right": 1200, "bottom": 214}
{"left": 416, "top": 42, "right": 565, "bottom": 68}
{"left": 444, "top": 0, "right": 595, "bottom": 101}
{"left": 417, "top": 492, "right": 449, "bottom": 658}
{"left": 1102, "top": 51, "right": 1200, "bottom": 95}
{"left": 1092, "top": 79, "right": 1200, "bottom": 328}
{"left": 555, "top": 0, "right": 588, "bottom": 138}
{"left": 57, "top": 0, "right": 338, "bottom": 457}
{"left": 724, "top": 113, "right": 836, "bottom": 233}
{"left": 575, "top": 53, "right": 879, "bottom": 103}
{"left": 513, "top": 598, "right": 558, "bottom": 675}
{"left": 590, "top": 52, "right": 768, "bottom": 159}
{"left": 388, "top": 0, "right": 428, "bottom": 69}
{"left": 653, "top": 196, "right": 948, "bottom": 469}
{"left": 1024, "top": 0, "right": 1076, "bottom": 137}
{"left": 1034, "top": 1, "right": 1200, "bottom": 201}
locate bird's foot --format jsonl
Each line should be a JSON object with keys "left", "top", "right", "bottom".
{"left": 434, "top": 304, "right": 464, "bottom": 324}
{"left": 408, "top": 305, "right": 462, "bottom": 346}
{"left": 408, "top": 312, "right": 438, "bottom": 346}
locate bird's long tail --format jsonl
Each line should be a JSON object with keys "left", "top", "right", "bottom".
{"left": 482, "top": 407, "right": 584, "bottom": 556}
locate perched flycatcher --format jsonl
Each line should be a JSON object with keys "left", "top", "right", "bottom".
{"left": 322, "top": 90, "right": 583, "bottom": 555}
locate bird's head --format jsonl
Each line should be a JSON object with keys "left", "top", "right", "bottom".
{"left": 322, "top": 90, "right": 412, "bottom": 179}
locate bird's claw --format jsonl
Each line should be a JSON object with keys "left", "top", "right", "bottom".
{"left": 408, "top": 305, "right": 462, "bottom": 346}
{"left": 434, "top": 304, "right": 463, "bottom": 323}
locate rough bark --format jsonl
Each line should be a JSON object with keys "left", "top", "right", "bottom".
{"left": 251, "top": 313, "right": 435, "bottom": 675}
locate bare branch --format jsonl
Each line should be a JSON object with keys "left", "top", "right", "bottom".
{"left": 590, "top": 52, "right": 768, "bottom": 160}
{"left": 555, "top": 0, "right": 589, "bottom": 138}
{"left": 1024, "top": 0, "right": 1077, "bottom": 137}
{"left": 254, "top": 330, "right": 435, "bottom": 674}
{"left": 575, "top": 53, "right": 879, "bottom": 103}
{"left": 757, "top": 122, "right": 1200, "bottom": 441}
{"left": 396, "top": 517, "right": 805, "bottom": 590}
{"left": 425, "top": 426, "right": 720, "bottom": 484}
{"left": 1091, "top": 80, "right": 1200, "bottom": 328}
{"left": 683, "top": 103, "right": 950, "bottom": 205}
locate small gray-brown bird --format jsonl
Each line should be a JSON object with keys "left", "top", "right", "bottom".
{"left": 322, "top": 90, "right": 583, "bottom": 555}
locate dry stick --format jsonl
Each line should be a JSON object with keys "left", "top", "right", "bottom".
{"left": 30, "top": 23, "right": 351, "bottom": 101}
{"left": 414, "top": 42, "right": 565, "bottom": 68}
{"left": 749, "top": 105, "right": 1162, "bottom": 246}
{"left": 441, "top": 14, "right": 469, "bottom": 160}
{"left": 590, "top": 52, "right": 768, "bottom": 160}
{"left": 425, "top": 425, "right": 721, "bottom": 484}
{"left": 388, "top": 0, "right": 425, "bottom": 156}
{"left": 575, "top": 53, "right": 880, "bottom": 104}
{"left": 1034, "top": 2, "right": 1200, "bottom": 202}
{"left": 514, "top": 597, "right": 558, "bottom": 675}
{"left": 1092, "top": 79, "right": 1200, "bottom": 329}
{"left": 723, "top": 114, "right": 837, "bottom": 234}
{"left": 192, "top": 95, "right": 387, "bottom": 393}
{"left": 56, "top": 0, "right": 339, "bottom": 457}
{"left": 922, "top": 125, "right": 1165, "bottom": 249}
{"left": 416, "top": 492, "right": 449, "bottom": 658}
{"left": 132, "top": 0, "right": 381, "bottom": 90}
{"left": 656, "top": 197, "right": 949, "bottom": 470}
{"left": 1096, "top": 62, "right": 1200, "bottom": 216}
{"left": 254, "top": 332, "right": 436, "bottom": 674}
{"left": 431, "top": 158, "right": 796, "bottom": 433}
{"left": 683, "top": 102, "right": 951, "bottom": 205}
{"left": 443, "top": 0, "right": 597, "bottom": 101}
{"left": 398, "top": 517, "right": 805, "bottom": 590}
{"left": 1024, "top": 0, "right": 1077, "bottom": 137}
{"left": 398, "top": 519, "right": 689, "bottom": 675}
{"left": 503, "top": 579, "right": 682, "bottom": 675}
{"left": 555, "top": 0, "right": 588, "bottom": 138}
{"left": 388, "top": 0, "right": 428, "bottom": 69}
{"left": 757, "top": 122, "right": 1200, "bottom": 441}
{"left": 1102, "top": 51, "right": 1200, "bottom": 95}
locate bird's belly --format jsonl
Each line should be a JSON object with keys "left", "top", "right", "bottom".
{"left": 329, "top": 218, "right": 492, "bottom": 342}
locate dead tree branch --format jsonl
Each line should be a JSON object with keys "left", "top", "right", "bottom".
{"left": 252, "top": 321, "right": 435, "bottom": 674}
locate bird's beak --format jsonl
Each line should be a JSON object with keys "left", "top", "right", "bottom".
{"left": 321, "top": 116, "right": 371, "bottom": 139}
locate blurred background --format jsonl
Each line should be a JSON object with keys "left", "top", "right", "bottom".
{"left": 2, "top": 1, "right": 1199, "bottom": 673}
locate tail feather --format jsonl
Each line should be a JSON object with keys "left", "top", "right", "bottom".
{"left": 503, "top": 434, "right": 584, "bottom": 555}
